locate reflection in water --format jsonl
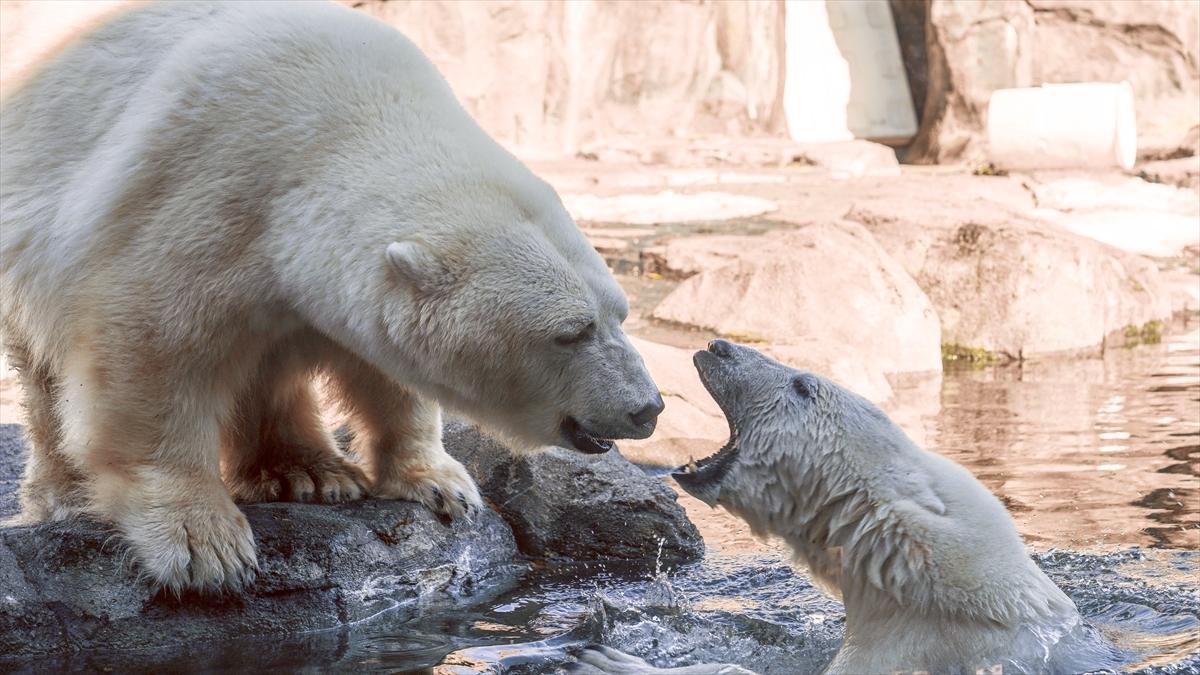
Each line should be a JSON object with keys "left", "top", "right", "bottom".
{"left": 911, "top": 323, "right": 1200, "bottom": 550}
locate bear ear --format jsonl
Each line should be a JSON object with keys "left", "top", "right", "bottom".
{"left": 792, "top": 375, "right": 817, "bottom": 399}
{"left": 386, "top": 241, "right": 444, "bottom": 291}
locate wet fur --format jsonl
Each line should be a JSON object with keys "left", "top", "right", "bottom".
{"left": 719, "top": 378, "right": 1080, "bottom": 673}
{"left": 575, "top": 345, "right": 1081, "bottom": 674}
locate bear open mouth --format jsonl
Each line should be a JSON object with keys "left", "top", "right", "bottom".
{"left": 671, "top": 349, "right": 740, "bottom": 504}
{"left": 561, "top": 417, "right": 616, "bottom": 454}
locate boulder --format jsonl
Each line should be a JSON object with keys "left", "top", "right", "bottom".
{"left": 1027, "top": 0, "right": 1200, "bottom": 101}
{"left": 0, "top": 421, "right": 701, "bottom": 658}
{"left": 846, "top": 209, "right": 1174, "bottom": 359}
{"left": 791, "top": 139, "right": 900, "bottom": 179}
{"left": 651, "top": 222, "right": 943, "bottom": 378}
{"left": 444, "top": 423, "right": 703, "bottom": 565}
{"left": 1, "top": 476, "right": 520, "bottom": 659}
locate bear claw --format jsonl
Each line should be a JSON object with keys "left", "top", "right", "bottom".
{"left": 228, "top": 454, "right": 369, "bottom": 505}
{"left": 372, "top": 455, "right": 483, "bottom": 520}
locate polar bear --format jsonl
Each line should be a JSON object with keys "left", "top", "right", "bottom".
{"left": 0, "top": 1, "right": 662, "bottom": 594}
{"left": 573, "top": 341, "right": 1084, "bottom": 674}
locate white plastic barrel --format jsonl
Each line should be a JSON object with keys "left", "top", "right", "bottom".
{"left": 987, "top": 82, "right": 1137, "bottom": 170}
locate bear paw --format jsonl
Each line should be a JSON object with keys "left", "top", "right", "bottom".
{"left": 227, "top": 453, "right": 369, "bottom": 504}
{"left": 372, "top": 455, "right": 483, "bottom": 520}
{"left": 121, "top": 490, "right": 259, "bottom": 595}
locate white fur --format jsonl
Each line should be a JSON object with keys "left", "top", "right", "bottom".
{"left": 1, "top": 1, "right": 657, "bottom": 594}
{"left": 577, "top": 345, "right": 1083, "bottom": 674}
{"left": 710, "top": 362, "right": 1081, "bottom": 673}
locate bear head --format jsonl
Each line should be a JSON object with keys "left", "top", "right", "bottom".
{"left": 379, "top": 199, "right": 663, "bottom": 455}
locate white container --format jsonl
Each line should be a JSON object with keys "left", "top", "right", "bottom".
{"left": 987, "top": 82, "right": 1137, "bottom": 170}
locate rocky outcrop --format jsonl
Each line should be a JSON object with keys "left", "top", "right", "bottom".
{"left": 1028, "top": 0, "right": 1200, "bottom": 99}
{"left": 651, "top": 221, "right": 943, "bottom": 382}
{"left": 0, "top": 423, "right": 701, "bottom": 658}
{"left": 905, "top": 0, "right": 1200, "bottom": 164}
{"left": 0, "top": 481, "right": 521, "bottom": 659}
{"left": 1030, "top": 176, "right": 1200, "bottom": 258}
{"left": 446, "top": 423, "right": 702, "bottom": 565}
{"left": 846, "top": 207, "right": 1173, "bottom": 359}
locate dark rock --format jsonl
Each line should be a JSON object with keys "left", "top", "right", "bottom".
{"left": 444, "top": 422, "right": 703, "bottom": 566}
{"left": 0, "top": 423, "right": 519, "bottom": 660}
{"left": 0, "top": 497, "right": 520, "bottom": 660}
{"left": 0, "top": 421, "right": 703, "bottom": 659}
{"left": 0, "top": 424, "right": 22, "bottom": 520}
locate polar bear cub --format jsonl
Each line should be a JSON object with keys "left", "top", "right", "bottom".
{"left": 575, "top": 341, "right": 1083, "bottom": 674}
{"left": 0, "top": 1, "right": 662, "bottom": 594}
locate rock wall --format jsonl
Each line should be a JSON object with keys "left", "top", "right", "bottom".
{"left": 3, "top": 0, "right": 1195, "bottom": 163}
{"left": 345, "top": 0, "right": 787, "bottom": 156}
{"left": 0, "top": 0, "right": 787, "bottom": 156}
{"left": 904, "top": 0, "right": 1200, "bottom": 163}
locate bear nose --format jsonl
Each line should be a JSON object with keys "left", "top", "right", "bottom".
{"left": 630, "top": 394, "right": 665, "bottom": 428}
{"left": 708, "top": 339, "right": 734, "bottom": 358}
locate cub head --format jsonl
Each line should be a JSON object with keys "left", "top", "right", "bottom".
{"left": 381, "top": 222, "right": 663, "bottom": 455}
{"left": 673, "top": 340, "right": 889, "bottom": 510}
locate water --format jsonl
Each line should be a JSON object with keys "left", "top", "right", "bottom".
{"left": 910, "top": 323, "right": 1200, "bottom": 551}
{"left": 41, "top": 323, "right": 1200, "bottom": 673}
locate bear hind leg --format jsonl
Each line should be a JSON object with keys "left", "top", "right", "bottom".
{"left": 1, "top": 335, "right": 87, "bottom": 525}
{"left": 223, "top": 359, "right": 367, "bottom": 504}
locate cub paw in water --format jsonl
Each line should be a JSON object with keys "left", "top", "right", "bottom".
{"left": 576, "top": 340, "right": 1085, "bottom": 674}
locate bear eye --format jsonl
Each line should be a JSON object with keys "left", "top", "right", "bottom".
{"left": 555, "top": 321, "right": 594, "bottom": 346}
{"left": 792, "top": 377, "right": 813, "bottom": 399}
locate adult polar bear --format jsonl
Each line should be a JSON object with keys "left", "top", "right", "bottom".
{"left": 0, "top": 1, "right": 663, "bottom": 594}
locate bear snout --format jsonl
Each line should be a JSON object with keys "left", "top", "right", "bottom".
{"left": 707, "top": 339, "right": 736, "bottom": 358}
{"left": 629, "top": 393, "right": 665, "bottom": 430}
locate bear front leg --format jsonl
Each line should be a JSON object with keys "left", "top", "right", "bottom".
{"left": 329, "top": 362, "right": 481, "bottom": 519}
{"left": 223, "top": 368, "right": 367, "bottom": 504}
{"left": 61, "top": 352, "right": 257, "bottom": 594}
